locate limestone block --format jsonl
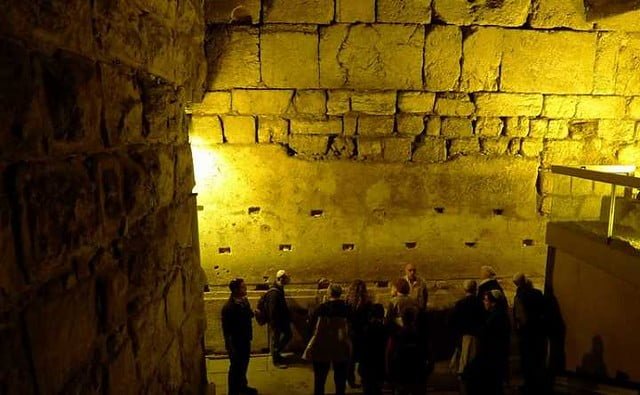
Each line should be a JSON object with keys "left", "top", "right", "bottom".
{"left": 398, "top": 92, "right": 436, "bottom": 113}
{"left": 507, "top": 138, "right": 522, "bottom": 155}
{"left": 205, "top": 0, "right": 261, "bottom": 24}
{"left": 351, "top": 91, "right": 397, "bottom": 115}
{"left": 449, "top": 138, "right": 480, "bottom": 156}
{"left": 343, "top": 113, "right": 358, "bottom": 136}
{"left": 320, "top": 24, "right": 424, "bottom": 89}
{"left": 190, "top": 91, "right": 231, "bottom": 115}
{"left": 293, "top": 90, "right": 327, "bottom": 115}
{"left": 425, "top": 116, "right": 441, "bottom": 136}
{"left": 618, "top": 144, "right": 640, "bottom": 165}
{"left": 207, "top": 26, "right": 260, "bottom": 89}
{"left": 530, "top": 119, "right": 568, "bottom": 139}
{"left": 396, "top": 114, "right": 425, "bottom": 135}
{"left": 504, "top": 118, "right": 530, "bottom": 137}
{"left": 441, "top": 117, "right": 473, "bottom": 137}
{"left": 357, "top": 138, "right": 384, "bottom": 160}
{"left": 100, "top": 64, "right": 143, "bottom": 147}
{"left": 501, "top": 30, "right": 597, "bottom": 94}
{"left": 542, "top": 139, "right": 615, "bottom": 166}
{"left": 434, "top": 93, "right": 475, "bottom": 116}
{"left": 424, "top": 25, "right": 462, "bottom": 91}
{"left": 598, "top": 120, "right": 636, "bottom": 142}
{"left": 413, "top": 137, "right": 446, "bottom": 162}
{"left": 139, "top": 76, "right": 185, "bottom": 144}
{"left": 263, "top": 0, "right": 334, "bottom": 24}
{"left": 475, "top": 93, "right": 543, "bottom": 117}
{"left": 328, "top": 136, "right": 357, "bottom": 158}
{"left": 337, "top": 0, "right": 375, "bottom": 22}
{"left": 433, "top": 0, "right": 529, "bottom": 26}
{"left": 222, "top": 115, "right": 256, "bottom": 143}
{"left": 377, "top": 0, "right": 432, "bottom": 23}
{"left": 191, "top": 116, "right": 224, "bottom": 144}
{"left": 628, "top": 97, "right": 640, "bottom": 119}
{"left": 593, "top": 32, "right": 624, "bottom": 95}
{"left": 383, "top": 137, "right": 413, "bottom": 162}
{"left": 594, "top": 10, "right": 640, "bottom": 32}
{"left": 357, "top": 115, "right": 395, "bottom": 136}
{"left": 232, "top": 89, "right": 294, "bottom": 114}
{"left": 258, "top": 117, "right": 289, "bottom": 143}
{"left": 574, "top": 96, "right": 626, "bottom": 119}
{"left": 290, "top": 118, "right": 342, "bottom": 134}
{"left": 529, "top": 0, "right": 591, "bottom": 30}
{"left": 327, "top": 90, "right": 352, "bottom": 115}
{"left": 461, "top": 27, "right": 504, "bottom": 92}
{"left": 529, "top": 119, "right": 548, "bottom": 138}
{"left": 129, "top": 299, "right": 172, "bottom": 383}
{"left": 568, "top": 120, "right": 598, "bottom": 140}
{"left": 261, "top": 25, "right": 319, "bottom": 88}
{"left": 613, "top": 34, "right": 640, "bottom": 95}
{"left": 521, "top": 139, "right": 544, "bottom": 157}
{"left": 480, "top": 137, "right": 510, "bottom": 155}
{"left": 543, "top": 95, "right": 578, "bottom": 118}
{"left": 475, "top": 118, "right": 504, "bottom": 137}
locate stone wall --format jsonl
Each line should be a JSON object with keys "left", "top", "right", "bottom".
{"left": 193, "top": 0, "right": 640, "bottom": 286}
{"left": 0, "top": 1, "right": 207, "bottom": 394}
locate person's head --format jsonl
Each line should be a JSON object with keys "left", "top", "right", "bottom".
{"left": 480, "top": 265, "right": 497, "bottom": 280}
{"left": 404, "top": 263, "right": 417, "bottom": 281}
{"left": 463, "top": 279, "right": 477, "bottom": 295}
{"left": 229, "top": 278, "right": 247, "bottom": 298}
{"left": 347, "top": 279, "right": 368, "bottom": 308}
{"left": 393, "top": 277, "right": 411, "bottom": 296}
{"left": 512, "top": 272, "right": 527, "bottom": 288}
{"left": 317, "top": 278, "right": 331, "bottom": 290}
{"left": 483, "top": 289, "right": 503, "bottom": 311}
{"left": 327, "top": 283, "right": 342, "bottom": 299}
{"left": 276, "top": 270, "right": 290, "bottom": 285}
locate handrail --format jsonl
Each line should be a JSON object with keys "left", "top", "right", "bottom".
{"left": 550, "top": 165, "right": 640, "bottom": 188}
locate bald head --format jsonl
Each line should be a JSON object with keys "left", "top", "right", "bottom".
{"left": 405, "top": 263, "right": 417, "bottom": 281}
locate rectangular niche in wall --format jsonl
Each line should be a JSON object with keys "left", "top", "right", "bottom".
{"left": 218, "top": 247, "right": 231, "bottom": 254}
{"left": 405, "top": 241, "right": 418, "bottom": 249}
{"left": 310, "top": 209, "right": 324, "bottom": 217}
{"left": 279, "top": 244, "right": 292, "bottom": 252}
{"left": 342, "top": 243, "right": 355, "bottom": 251}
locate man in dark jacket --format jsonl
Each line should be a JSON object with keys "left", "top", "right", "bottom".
{"left": 264, "top": 269, "right": 292, "bottom": 368}
{"left": 513, "top": 273, "right": 548, "bottom": 395}
{"left": 221, "top": 278, "right": 257, "bottom": 395}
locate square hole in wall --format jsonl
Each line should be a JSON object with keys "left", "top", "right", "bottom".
{"left": 464, "top": 241, "right": 477, "bottom": 248}
{"left": 405, "top": 241, "right": 418, "bottom": 249}
{"left": 218, "top": 247, "right": 231, "bottom": 254}
{"left": 279, "top": 244, "right": 292, "bottom": 252}
{"left": 492, "top": 208, "right": 504, "bottom": 216}
{"left": 248, "top": 206, "right": 261, "bottom": 215}
{"left": 310, "top": 209, "right": 324, "bottom": 217}
{"left": 434, "top": 207, "right": 445, "bottom": 214}
{"left": 522, "top": 239, "right": 535, "bottom": 247}
{"left": 342, "top": 243, "right": 355, "bottom": 251}
{"left": 197, "top": 205, "right": 204, "bottom": 211}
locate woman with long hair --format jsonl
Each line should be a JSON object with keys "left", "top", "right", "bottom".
{"left": 345, "top": 279, "right": 372, "bottom": 388}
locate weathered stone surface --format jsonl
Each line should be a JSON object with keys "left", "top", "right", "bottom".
{"left": 529, "top": 0, "right": 591, "bottom": 30}
{"left": 521, "top": 139, "right": 544, "bottom": 157}
{"left": 100, "top": 64, "right": 143, "bottom": 147}
{"left": 543, "top": 95, "right": 578, "bottom": 118}
{"left": 504, "top": 117, "right": 530, "bottom": 137}
{"left": 343, "top": 113, "right": 358, "bottom": 136}
{"left": 612, "top": 34, "right": 640, "bottom": 95}
{"left": 507, "top": 138, "right": 522, "bottom": 155}
{"left": 329, "top": 136, "right": 357, "bottom": 158}
{"left": 425, "top": 25, "right": 461, "bottom": 91}
{"left": 293, "top": 90, "right": 327, "bottom": 115}
{"left": 289, "top": 135, "right": 330, "bottom": 157}
{"left": 190, "top": 91, "right": 231, "bottom": 115}
{"left": 327, "top": 90, "right": 352, "bottom": 115}
{"left": 441, "top": 118, "right": 473, "bottom": 137}
{"left": 290, "top": 118, "right": 342, "bottom": 135}
{"left": 320, "top": 24, "right": 424, "bottom": 89}
{"left": 593, "top": 32, "right": 624, "bottom": 94}
{"left": 108, "top": 340, "right": 138, "bottom": 395}
{"left": 412, "top": 138, "right": 446, "bottom": 162}
{"left": 357, "top": 138, "right": 384, "bottom": 160}
{"left": 336, "top": 0, "right": 375, "bottom": 22}
{"left": 351, "top": 91, "right": 396, "bottom": 115}
{"left": 434, "top": 93, "right": 475, "bottom": 116}
{"left": 398, "top": 91, "right": 436, "bottom": 113}
{"left": 205, "top": 0, "right": 261, "bottom": 24}
{"left": 501, "top": 30, "right": 597, "bottom": 94}
{"left": 425, "top": 116, "right": 441, "bottom": 136}
{"left": 461, "top": 27, "right": 504, "bottom": 92}
{"left": 433, "top": 0, "right": 529, "bottom": 26}
{"left": 139, "top": 76, "right": 186, "bottom": 143}
{"left": 263, "top": 0, "right": 334, "bottom": 24}
{"left": 598, "top": 120, "right": 636, "bottom": 142}
{"left": 207, "top": 26, "right": 260, "bottom": 89}
{"left": 258, "top": 117, "right": 289, "bottom": 143}
{"left": 222, "top": 115, "right": 256, "bottom": 144}
{"left": 568, "top": 120, "right": 598, "bottom": 140}
{"left": 383, "top": 137, "right": 413, "bottom": 162}
{"left": 480, "top": 137, "right": 510, "bottom": 155}
{"left": 529, "top": 119, "right": 568, "bottom": 139}
{"left": 618, "top": 143, "right": 640, "bottom": 165}
{"left": 262, "top": 25, "right": 319, "bottom": 88}
{"left": 575, "top": 96, "right": 626, "bottom": 119}
{"left": 629, "top": 97, "right": 640, "bottom": 119}
{"left": 190, "top": 116, "right": 224, "bottom": 144}
{"left": 542, "top": 139, "right": 616, "bottom": 166}
{"left": 175, "top": 146, "right": 196, "bottom": 198}
{"left": 594, "top": 10, "right": 640, "bottom": 32}
{"left": 475, "top": 93, "right": 543, "bottom": 117}
{"left": 377, "top": 0, "right": 431, "bottom": 23}
{"left": 396, "top": 114, "right": 425, "bottom": 135}
{"left": 449, "top": 138, "right": 480, "bottom": 156}
{"left": 232, "top": 89, "right": 294, "bottom": 114}
{"left": 357, "top": 115, "right": 395, "bottom": 136}
{"left": 475, "top": 118, "right": 504, "bottom": 137}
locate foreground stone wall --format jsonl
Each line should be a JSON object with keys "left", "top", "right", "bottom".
{"left": 0, "top": 1, "right": 207, "bottom": 393}
{"left": 193, "top": 0, "right": 640, "bottom": 286}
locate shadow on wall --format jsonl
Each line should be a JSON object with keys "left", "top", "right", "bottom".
{"left": 577, "top": 335, "right": 608, "bottom": 379}
{"left": 585, "top": 0, "right": 640, "bottom": 19}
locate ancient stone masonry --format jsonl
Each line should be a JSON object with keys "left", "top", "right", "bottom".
{"left": 195, "top": 0, "right": 640, "bottom": 286}
{"left": 0, "top": 1, "right": 207, "bottom": 394}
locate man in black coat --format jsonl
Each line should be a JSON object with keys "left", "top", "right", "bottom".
{"left": 264, "top": 269, "right": 292, "bottom": 368}
{"left": 222, "top": 278, "right": 258, "bottom": 395}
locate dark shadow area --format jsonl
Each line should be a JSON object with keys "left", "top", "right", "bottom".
{"left": 585, "top": 0, "right": 640, "bottom": 19}
{"left": 577, "top": 335, "right": 608, "bottom": 380}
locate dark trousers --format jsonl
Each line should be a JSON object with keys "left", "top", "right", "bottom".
{"left": 519, "top": 333, "right": 548, "bottom": 394}
{"left": 270, "top": 325, "right": 292, "bottom": 362}
{"left": 313, "top": 360, "right": 348, "bottom": 395}
{"left": 228, "top": 344, "right": 250, "bottom": 395}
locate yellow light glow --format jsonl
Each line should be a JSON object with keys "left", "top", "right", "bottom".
{"left": 190, "top": 136, "right": 227, "bottom": 195}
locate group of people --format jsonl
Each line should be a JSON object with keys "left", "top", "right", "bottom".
{"left": 221, "top": 264, "right": 550, "bottom": 395}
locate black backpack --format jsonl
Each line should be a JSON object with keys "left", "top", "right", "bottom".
{"left": 255, "top": 288, "right": 277, "bottom": 326}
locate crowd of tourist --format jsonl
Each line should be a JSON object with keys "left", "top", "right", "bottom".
{"left": 221, "top": 265, "right": 551, "bottom": 395}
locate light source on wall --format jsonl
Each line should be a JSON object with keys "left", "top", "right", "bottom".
{"left": 190, "top": 135, "right": 227, "bottom": 194}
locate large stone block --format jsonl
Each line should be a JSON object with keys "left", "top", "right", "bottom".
{"left": 290, "top": 118, "right": 342, "bottom": 135}
{"left": 504, "top": 117, "right": 530, "bottom": 137}
{"left": 261, "top": 25, "right": 319, "bottom": 88}
{"left": 329, "top": 135, "right": 357, "bottom": 158}
{"left": 530, "top": 119, "right": 569, "bottom": 139}
{"left": 424, "top": 25, "right": 461, "bottom": 91}
{"left": 434, "top": 93, "right": 475, "bottom": 116}
{"left": 398, "top": 91, "right": 436, "bottom": 113}
{"left": 139, "top": 74, "right": 185, "bottom": 143}
{"left": 449, "top": 138, "right": 480, "bottom": 156}
{"left": 425, "top": 116, "right": 441, "bottom": 136}
{"left": 100, "top": 64, "right": 143, "bottom": 147}
{"left": 461, "top": 27, "right": 504, "bottom": 92}
{"left": 293, "top": 90, "right": 327, "bottom": 115}
{"left": 598, "top": 120, "right": 636, "bottom": 142}
{"left": 377, "top": 0, "right": 432, "bottom": 23}
{"left": 396, "top": 114, "right": 425, "bottom": 135}
{"left": 593, "top": 32, "right": 623, "bottom": 95}
{"left": 475, "top": 118, "right": 504, "bottom": 137}
{"left": 205, "top": 0, "right": 261, "bottom": 24}
{"left": 521, "top": 139, "right": 544, "bottom": 158}
{"left": 529, "top": 0, "right": 591, "bottom": 30}
{"left": 542, "top": 139, "right": 615, "bottom": 166}
{"left": 175, "top": 145, "right": 196, "bottom": 198}
{"left": 543, "top": 95, "right": 578, "bottom": 118}
{"left": 357, "top": 138, "right": 384, "bottom": 160}
{"left": 475, "top": 93, "right": 543, "bottom": 117}
{"left": 190, "top": 116, "right": 224, "bottom": 144}
{"left": 320, "top": 24, "right": 424, "bottom": 89}
{"left": 130, "top": 299, "right": 172, "bottom": 383}
{"left": 574, "top": 96, "right": 626, "bottom": 119}
{"left": 222, "top": 116, "right": 256, "bottom": 144}
{"left": 357, "top": 115, "right": 395, "bottom": 136}
{"left": 628, "top": 97, "right": 640, "bottom": 119}
{"left": 263, "top": 0, "right": 334, "bottom": 23}
{"left": 441, "top": 117, "right": 473, "bottom": 137}
{"left": 433, "top": 0, "right": 529, "bottom": 26}
{"left": 412, "top": 137, "right": 446, "bottom": 162}
{"left": 383, "top": 137, "right": 413, "bottom": 162}
{"left": 92, "top": 155, "right": 126, "bottom": 237}
{"left": 351, "top": 91, "right": 397, "bottom": 115}
{"left": 480, "top": 137, "right": 510, "bottom": 155}
{"left": 232, "top": 89, "right": 294, "bottom": 114}
{"left": 327, "top": 90, "right": 352, "bottom": 115}
{"left": 612, "top": 34, "right": 640, "bottom": 95}
{"left": 288, "top": 135, "right": 330, "bottom": 157}
{"left": 336, "top": 0, "right": 375, "bottom": 22}
{"left": 207, "top": 26, "right": 260, "bottom": 89}
{"left": 500, "top": 30, "right": 597, "bottom": 94}
{"left": 189, "top": 91, "right": 231, "bottom": 115}
{"left": 568, "top": 120, "right": 598, "bottom": 140}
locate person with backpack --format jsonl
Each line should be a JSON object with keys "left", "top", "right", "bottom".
{"left": 386, "top": 307, "right": 430, "bottom": 395}
{"left": 257, "top": 269, "right": 292, "bottom": 368}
